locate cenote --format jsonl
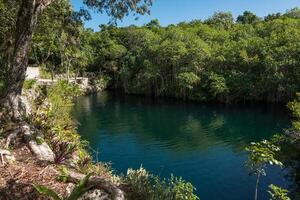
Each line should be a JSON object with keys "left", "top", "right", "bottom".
{"left": 73, "top": 92, "right": 291, "bottom": 200}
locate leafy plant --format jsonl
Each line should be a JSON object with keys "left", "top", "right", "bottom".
{"left": 268, "top": 184, "right": 290, "bottom": 200}
{"left": 23, "top": 79, "right": 37, "bottom": 90}
{"left": 30, "top": 81, "right": 88, "bottom": 165}
{"left": 245, "top": 140, "right": 283, "bottom": 200}
{"left": 287, "top": 93, "right": 300, "bottom": 132}
{"left": 125, "top": 166, "right": 199, "bottom": 200}
{"left": 34, "top": 185, "right": 62, "bottom": 200}
{"left": 57, "top": 166, "right": 70, "bottom": 183}
{"left": 35, "top": 173, "right": 94, "bottom": 200}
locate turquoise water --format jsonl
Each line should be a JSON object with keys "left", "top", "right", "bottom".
{"left": 73, "top": 92, "right": 291, "bottom": 200}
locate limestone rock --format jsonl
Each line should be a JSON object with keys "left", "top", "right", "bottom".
{"left": 22, "top": 125, "right": 55, "bottom": 162}
{"left": 0, "top": 149, "right": 16, "bottom": 165}
{"left": 78, "top": 189, "right": 111, "bottom": 200}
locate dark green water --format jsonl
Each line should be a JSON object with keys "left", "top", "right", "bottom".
{"left": 73, "top": 92, "right": 291, "bottom": 200}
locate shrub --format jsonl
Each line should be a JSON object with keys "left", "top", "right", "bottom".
{"left": 124, "top": 167, "right": 199, "bottom": 200}
{"left": 287, "top": 93, "right": 300, "bottom": 132}
{"left": 90, "top": 74, "right": 111, "bottom": 91}
{"left": 44, "top": 81, "right": 84, "bottom": 163}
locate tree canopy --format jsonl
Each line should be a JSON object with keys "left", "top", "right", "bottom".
{"left": 1, "top": 3, "right": 300, "bottom": 104}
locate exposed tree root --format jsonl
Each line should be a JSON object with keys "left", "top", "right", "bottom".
{"left": 5, "top": 128, "right": 22, "bottom": 148}
{"left": 65, "top": 170, "right": 125, "bottom": 200}
{"left": 4, "top": 122, "right": 55, "bottom": 162}
{"left": 0, "top": 149, "right": 15, "bottom": 166}
{"left": 21, "top": 124, "right": 55, "bottom": 162}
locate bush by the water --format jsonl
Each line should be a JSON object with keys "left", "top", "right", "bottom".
{"left": 124, "top": 167, "right": 199, "bottom": 200}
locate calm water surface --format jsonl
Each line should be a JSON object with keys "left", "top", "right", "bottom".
{"left": 73, "top": 92, "right": 291, "bottom": 200}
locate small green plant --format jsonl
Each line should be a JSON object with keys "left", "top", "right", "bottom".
{"left": 35, "top": 173, "right": 94, "bottom": 200}
{"left": 57, "top": 166, "right": 70, "bottom": 182}
{"left": 23, "top": 79, "right": 37, "bottom": 90}
{"left": 268, "top": 184, "right": 290, "bottom": 200}
{"left": 245, "top": 140, "right": 283, "bottom": 200}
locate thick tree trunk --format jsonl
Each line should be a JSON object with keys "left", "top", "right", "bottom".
{"left": 1, "top": 0, "right": 54, "bottom": 120}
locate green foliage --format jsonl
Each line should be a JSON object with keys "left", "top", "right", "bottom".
{"left": 177, "top": 72, "right": 200, "bottom": 90}
{"left": 47, "top": 82, "right": 87, "bottom": 163}
{"left": 34, "top": 185, "right": 62, "bottom": 200}
{"left": 23, "top": 79, "right": 37, "bottom": 90}
{"left": 84, "top": 0, "right": 152, "bottom": 23}
{"left": 245, "top": 140, "right": 283, "bottom": 176}
{"left": 35, "top": 173, "right": 94, "bottom": 200}
{"left": 206, "top": 72, "right": 228, "bottom": 99}
{"left": 125, "top": 167, "right": 199, "bottom": 200}
{"left": 57, "top": 166, "right": 70, "bottom": 182}
{"left": 287, "top": 93, "right": 300, "bottom": 132}
{"left": 2, "top": 1, "right": 300, "bottom": 103}
{"left": 30, "top": 80, "right": 90, "bottom": 165}
{"left": 245, "top": 140, "right": 283, "bottom": 200}
{"left": 3, "top": 4, "right": 298, "bottom": 103}
{"left": 68, "top": 173, "right": 94, "bottom": 200}
{"left": 205, "top": 11, "right": 234, "bottom": 29}
{"left": 83, "top": 9, "right": 300, "bottom": 103}
{"left": 268, "top": 184, "right": 290, "bottom": 200}
{"left": 91, "top": 74, "right": 111, "bottom": 91}
{"left": 237, "top": 11, "right": 261, "bottom": 24}
{"left": 284, "top": 7, "right": 300, "bottom": 19}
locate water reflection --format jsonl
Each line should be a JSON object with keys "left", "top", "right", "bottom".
{"left": 73, "top": 92, "right": 291, "bottom": 200}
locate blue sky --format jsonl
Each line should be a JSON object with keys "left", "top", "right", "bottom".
{"left": 71, "top": 0, "right": 300, "bottom": 30}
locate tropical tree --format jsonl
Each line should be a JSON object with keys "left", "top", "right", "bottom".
{"left": 205, "top": 11, "right": 234, "bottom": 30}
{"left": 237, "top": 11, "right": 261, "bottom": 24}
{"left": 1, "top": 0, "right": 153, "bottom": 120}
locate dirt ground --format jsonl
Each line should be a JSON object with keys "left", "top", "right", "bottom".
{"left": 0, "top": 139, "right": 70, "bottom": 200}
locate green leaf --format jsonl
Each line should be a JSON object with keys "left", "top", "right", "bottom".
{"left": 67, "top": 173, "right": 95, "bottom": 200}
{"left": 34, "top": 185, "right": 62, "bottom": 200}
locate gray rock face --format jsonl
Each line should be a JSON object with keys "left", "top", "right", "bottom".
{"left": 22, "top": 125, "right": 55, "bottom": 162}
{"left": 78, "top": 189, "right": 111, "bottom": 200}
{"left": 66, "top": 185, "right": 111, "bottom": 200}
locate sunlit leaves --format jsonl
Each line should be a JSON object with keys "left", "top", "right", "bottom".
{"left": 288, "top": 93, "right": 300, "bottom": 132}
{"left": 245, "top": 140, "right": 283, "bottom": 176}
{"left": 268, "top": 184, "right": 290, "bottom": 200}
{"left": 83, "top": 0, "right": 152, "bottom": 23}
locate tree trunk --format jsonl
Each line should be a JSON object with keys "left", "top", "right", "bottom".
{"left": 66, "top": 59, "right": 70, "bottom": 83}
{"left": 1, "top": 0, "right": 54, "bottom": 120}
{"left": 75, "top": 68, "right": 79, "bottom": 82}
{"left": 254, "top": 173, "right": 260, "bottom": 200}
{"left": 51, "top": 69, "right": 54, "bottom": 81}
